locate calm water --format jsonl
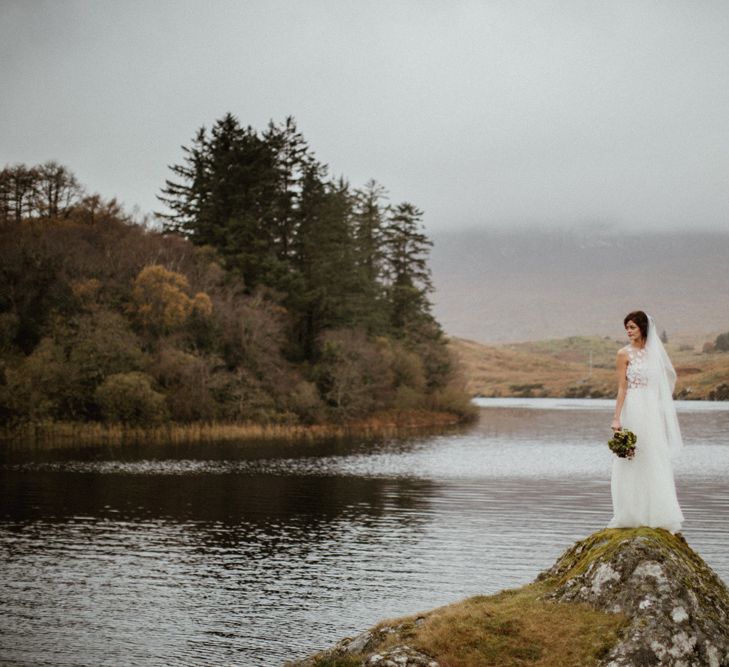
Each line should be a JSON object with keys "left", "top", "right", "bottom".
{"left": 1, "top": 398, "right": 728, "bottom": 666}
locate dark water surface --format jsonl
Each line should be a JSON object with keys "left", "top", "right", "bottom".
{"left": 1, "top": 399, "right": 728, "bottom": 666}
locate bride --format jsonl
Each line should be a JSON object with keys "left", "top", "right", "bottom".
{"left": 608, "top": 310, "right": 684, "bottom": 533}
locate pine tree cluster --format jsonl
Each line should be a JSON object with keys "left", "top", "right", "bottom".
{"left": 158, "top": 114, "right": 439, "bottom": 360}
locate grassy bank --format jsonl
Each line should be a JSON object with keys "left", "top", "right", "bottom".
{"left": 307, "top": 582, "right": 625, "bottom": 667}
{"left": 0, "top": 409, "right": 473, "bottom": 448}
{"left": 380, "top": 584, "right": 623, "bottom": 667}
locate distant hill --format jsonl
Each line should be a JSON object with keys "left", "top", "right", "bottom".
{"left": 430, "top": 228, "right": 729, "bottom": 343}
{"left": 449, "top": 335, "right": 729, "bottom": 399}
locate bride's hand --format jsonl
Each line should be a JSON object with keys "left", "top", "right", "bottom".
{"left": 611, "top": 418, "right": 621, "bottom": 432}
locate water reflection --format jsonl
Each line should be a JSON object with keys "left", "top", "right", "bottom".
{"left": 0, "top": 471, "right": 436, "bottom": 527}
{"left": 1, "top": 399, "right": 728, "bottom": 666}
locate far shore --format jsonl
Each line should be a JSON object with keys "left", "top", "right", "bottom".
{"left": 449, "top": 335, "right": 729, "bottom": 401}
{"left": 0, "top": 409, "right": 472, "bottom": 449}
{"left": 473, "top": 390, "right": 726, "bottom": 401}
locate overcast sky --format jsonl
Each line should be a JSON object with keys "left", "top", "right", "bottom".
{"left": 2, "top": 0, "right": 728, "bottom": 232}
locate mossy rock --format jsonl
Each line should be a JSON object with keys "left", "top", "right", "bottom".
{"left": 539, "top": 528, "right": 729, "bottom": 665}
{"left": 288, "top": 528, "right": 729, "bottom": 667}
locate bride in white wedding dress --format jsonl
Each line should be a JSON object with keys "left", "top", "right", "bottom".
{"left": 608, "top": 311, "right": 684, "bottom": 533}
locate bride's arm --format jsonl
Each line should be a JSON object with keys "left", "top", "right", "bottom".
{"left": 611, "top": 349, "right": 629, "bottom": 431}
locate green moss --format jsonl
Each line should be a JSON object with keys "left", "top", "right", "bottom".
{"left": 543, "top": 527, "right": 699, "bottom": 586}
{"left": 310, "top": 655, "right": 364, "bottom": 667}
{"left": 540, "top": 527, "right": 729, "bottom": 640}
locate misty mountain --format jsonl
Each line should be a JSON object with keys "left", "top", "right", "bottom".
{"left": 429, "top": 228, "right": 729, "bottom": 342}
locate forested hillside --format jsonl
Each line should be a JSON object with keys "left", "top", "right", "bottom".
{"left": 0, "top": 116, "right": 471, "bottom": 431}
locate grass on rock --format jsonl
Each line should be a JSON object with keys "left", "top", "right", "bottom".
{"left": 362, "top": 582, "right": 625, "bottom": 667}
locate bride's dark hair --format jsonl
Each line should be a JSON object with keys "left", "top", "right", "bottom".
{"left": 624, "top": 310, "right": 649, "bottom": 339}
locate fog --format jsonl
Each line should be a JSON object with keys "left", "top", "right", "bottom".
{"left": 430, "top": 227, "right": 729, "bottom": 341}
{"left": 2, "top": 0, "right": 729, "bottom": 232}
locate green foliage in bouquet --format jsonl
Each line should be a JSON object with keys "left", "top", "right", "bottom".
{"left": 608, "top": 429, "right": 637, "bottom": 459}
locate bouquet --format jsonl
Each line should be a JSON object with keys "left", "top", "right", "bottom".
{"left": 608, "top": 429, "right": 637, "bottom": 459}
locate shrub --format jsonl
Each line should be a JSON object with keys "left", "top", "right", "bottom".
{"left": 70, "top": 278, "right": 102, "bottom": 306}
{"left": 414, "top": 335, "right": 454, "bottom": 390}
{"left": 94, "top": 372, "right": 168, "bottom": 424}
{"left": 715, "top": 332, "right": 729, "bottom": 352}
{"left": 709, "top": 383, "right": 729, "bottom": 401}
{"left": 286, "top": 380, "right": 325, "bottom": 423}
{"left": 213, "top": 288, "right": 286, "bottom": 374}
{"left": 129, "top": 265, "right": 214, "bottom": 338}
{"left": 509, "top": 383, "right": 544, "bottom": 398}
{"left": 427, "top": 384, "right": 479, "bottom": 419}
{"left": 0, "top": 312, "right": 19, "bottom": 353}
{"left": 393, "top": 385, "right": 423, "bottom": 410}
{"left": 150, "top": 345, "right": 218, "bottom": 421}
{"left": 388, "top": 341, "right": 426, "bottom": 393}
{"left": 314, "top": 329, "right": 393, "bottom": 418}
{"left": 0, "top": 337, "right": 67, "bottom": 421}
{"left": 0, "top": 309, "right": 148, "bottom": 422}
{"left": 64, "top": 309, "right": 146, "bottom": 377}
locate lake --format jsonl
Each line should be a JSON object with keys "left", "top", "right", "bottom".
{"left": 1, "top": 398, "right": 728, "bottom": 666}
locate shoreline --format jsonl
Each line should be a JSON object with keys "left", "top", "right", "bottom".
{"left": 0, "top": 409, "right": 472, "bottom": 449}
{"left": 473, "top": 395, "right": 729, "bottom": 407}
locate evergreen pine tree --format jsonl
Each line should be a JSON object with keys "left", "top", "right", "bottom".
{"left": 157, "top": 113, "right": 282, "bottom": 289}
{"left": 381, "top": 202, "right": 438, "bottom": 338}
{"left": 351, "top": 179, "right": 389, "bottom": 334}
{"left": 263, "top": 116, "right": 313, "bottom": 263}
{"left": 157, "top": 125, "right": 210, "bottom": 238}
{"left": 290, "top": 171, "right": 367, "bottom": 357}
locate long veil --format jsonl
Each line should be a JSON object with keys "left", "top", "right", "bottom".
{"left": 645, "top": 314, "right": 683, "bottom": 458}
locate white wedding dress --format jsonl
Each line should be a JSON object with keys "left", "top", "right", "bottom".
{"left": 608, "top": 325, "right": 684, "bottom": 533}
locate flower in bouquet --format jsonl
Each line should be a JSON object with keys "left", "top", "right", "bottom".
{"left": 608, "top": 429, "right": 637, "bottom": 459}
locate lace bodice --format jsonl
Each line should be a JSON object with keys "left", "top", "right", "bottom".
{"left": 626, "top": 346, "right": 649, "bottom": 389}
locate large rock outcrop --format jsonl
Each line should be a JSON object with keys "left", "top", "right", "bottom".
{"left": 539, "top": 528, "right": 729, "bottom": 666}
{"left": 288, "top": 528, "right": 729, "bottom": 667}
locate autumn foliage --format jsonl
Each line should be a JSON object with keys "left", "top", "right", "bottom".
{"left": 129, "top": 264, "right": 212, "bottom": 335}
{"left": 1, "top": 148, "right": 472, "bottom": 429}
